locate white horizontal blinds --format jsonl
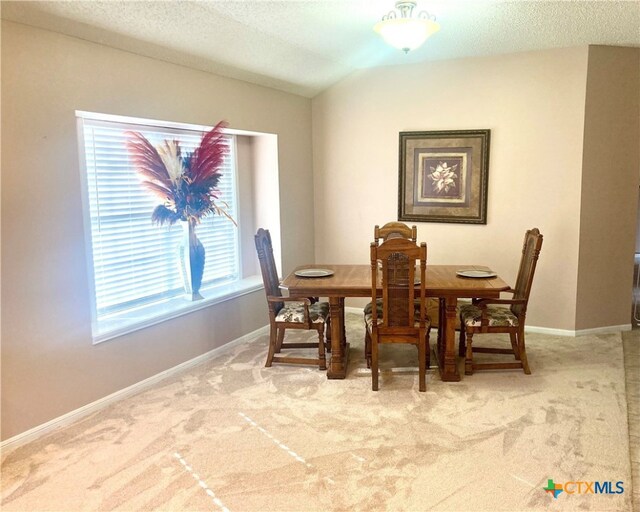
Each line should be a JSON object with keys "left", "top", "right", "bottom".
{"left": 198, "top": 137, "right": 239, "bottom": 285}
{"left": 81, "top": 117, "right": 239, "bottom": 318}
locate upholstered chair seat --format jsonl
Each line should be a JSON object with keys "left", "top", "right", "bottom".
{"left": 364, "top": 311, "right": 431, "bottom": 331}
{"left": 275, "top": 302, "right": 330, "bottom": 324}
{"left": 365, "top": 297, "right": 457, "bottom": 329}
{"left": 459, "top": 304, "right": 519, "bottom": 327}
{"left": 363, "top": 298, "right": 381, "bottom": 316}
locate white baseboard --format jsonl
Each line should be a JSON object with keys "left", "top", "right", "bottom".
{"left": 344, "top": 306, "right": 632, "bottom": 337}
{"left": 1, "top": 325, "right": 270, "bottom": 454}
{"left": 526, "top": 324, "right": 631, "bottom": 336}
{"left": 524, "top": 325, "right": 577, "bottom": 336}
{"left": 577, "top": 324, "right": 632, "bottom": 336}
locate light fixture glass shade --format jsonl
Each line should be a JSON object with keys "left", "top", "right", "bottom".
{"left": 374, "top": 17, "right": 440, "bottom": 53}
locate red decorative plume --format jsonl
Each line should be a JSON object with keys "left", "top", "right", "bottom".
{"left": 125, "top": 121, "right": 236, "bottom": 226}
{"left": 188, "top": 120, "right": 229, "bottom": 185}
{"left": 125, "top": 132, "right": 173, "bottom": 201}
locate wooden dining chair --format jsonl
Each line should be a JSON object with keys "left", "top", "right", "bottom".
{"left": 254, "top": 228, "right": 330, "bottom": 369}
{"left": 458, "top": 228, "right": 543, "bottom": 375}
{"left": 367, "top": 221, "right": 419, "bottom": 364}
{"left": 365, "top": 237, "right": 430, "bottom": 391}
{"left": 370, "top": 221, "right": 448, "bottom": 349}
{"left": 374, "top": 221, "right": 417, "bottom": 244}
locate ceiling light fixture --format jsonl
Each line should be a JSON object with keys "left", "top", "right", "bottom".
{"left": 374, "top": 1, "right": 440, "bottom": 53}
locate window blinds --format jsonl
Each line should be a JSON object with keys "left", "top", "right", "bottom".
{"left": 80, "top": 117, "right": 239, "bottom": 319}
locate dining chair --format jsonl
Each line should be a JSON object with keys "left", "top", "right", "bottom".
{"left": 458, "top": 228, "right": 543, "bottom": 375}
{"left": 367, "top": 222, "right": 419, "bottom": 363}
{"left": 371, "top": 222, "right": 451, "bottom": 345}
{"left": 254, "top": 228, "right": 330, "bottom": 369}
{"left": 365, "top": 237, "right": 430, "bottom": 391}
{"left": 374, "top": 221, "right": 417, "bottom": 244}
{"left": 366, "top": 221, "right": 442, "bottom": 361}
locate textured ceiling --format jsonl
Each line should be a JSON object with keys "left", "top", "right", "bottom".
{"left": 2, "top": 0, "right": 639, "bottom": 97}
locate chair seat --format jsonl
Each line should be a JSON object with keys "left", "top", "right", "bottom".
{"left": 365, "top": 298, "right": 439, "bottom": 314}
{"left": 364, "top": 311, "right": 431, "bottom": 332}
{"left": 365, "top": 298, "right": 451, "bottom": 328}
{"left": 460, "top": 303, "right": 519, "bottom": 327}
{"left": 275, "top": 301, "right": 329, "bottom": 324}
{"left": 364, "top": 299, "right": 382, "bottom": 316}
{"left": 364, "top": 310, "right": 383, "bottom": 330}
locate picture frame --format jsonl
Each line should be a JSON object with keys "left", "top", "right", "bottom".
{"left": 398, "top": 129, "right": 490, "bottom": 224}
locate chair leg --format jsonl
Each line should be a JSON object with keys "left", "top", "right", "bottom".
{"left": 325, "top": 316, "right": 332, "bottom": 353}
{"left": 418, "top": 333, "right": 426, "bottom": 392}
{"left": 459, "top": 324, "right": 466, "bottom": 357}
{"left": 317, "top": 325, "right": 327, "bottom": 371}
{"left": 372, "top": 335, "right": 379, "bottom": 391}
{"left": 265, "top": 326, "right": 277, "bottom": 367}
{"left": 518, "top": 328, "right": 532, "bottom": 375}
{"left": 341, "top": 298, "right": 347, "bottom": 346}
{"left": 275, "top": 328, "right": 285, "bottom": 353}
{"left": 509, "top": 332, "right": 520, "bottom": 360}
{"left": 425, "top": 328, "right": 431, "bottom": 369}
{"left": 465, "top": 330, "right": 474, "bottom": 375}
{"left": 438, "top": 298, "right": 445, "bottom": 344}
{"left": 364, "top": 326, "right": 372, "bottom": 368}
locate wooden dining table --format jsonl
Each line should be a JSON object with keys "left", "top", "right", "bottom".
{"left": 280, "top": 264, "right": 510, "bottom": 382}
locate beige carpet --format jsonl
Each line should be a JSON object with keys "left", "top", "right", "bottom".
{"left": 1, "top": 312, "right": 633, "bottom": 511}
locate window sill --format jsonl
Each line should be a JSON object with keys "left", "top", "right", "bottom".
{"left": 92, "top": 275, "right": 264, "bottom": 344}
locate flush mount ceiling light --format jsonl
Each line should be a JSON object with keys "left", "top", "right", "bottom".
{"left": 374, "top": 1, "right": 440, "bottom": 53}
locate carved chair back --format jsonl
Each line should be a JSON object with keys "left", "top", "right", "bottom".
{"left": 510, "top": 228, "right": 544, "bottom": 318}
{"left": 254, "top": 228, "right": 283, "bottom": 312}
{"left": 371, "top": 237, "right": 427, "bottom": 335}
{"left": 374, "top": 222, "right": 417, "bottom": 245}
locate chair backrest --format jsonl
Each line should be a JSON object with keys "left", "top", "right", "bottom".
{"left": 254, "top": 228, "right": 283, "bottom": 310}
{"left": 374, "top": 222, "right": 417, "bottom": 245}
{"left": 370, "top": 237, "right": 427, "bottom": 333}
{"left": 511, "top": 228, "right": 543, "bottom": 317}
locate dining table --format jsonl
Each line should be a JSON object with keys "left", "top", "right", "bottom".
{"left": 280, "top": 264, "right": 510, "bottom": 382}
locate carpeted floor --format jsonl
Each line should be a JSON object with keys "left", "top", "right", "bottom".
{"left": 1, "top": 312, "right": 635, "bottom": 511}
{"left": 623, "top": 329, "right": 640, "bottom": 511}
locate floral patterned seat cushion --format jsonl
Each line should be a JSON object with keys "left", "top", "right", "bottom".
{"left": 364, "top": 311, "right": 383, "bottom": 331}
{"left": 275, "top": 301, "right": 329, "bottom": 324}
{"left": 459, "top": 304, "right": 519, "bottom": 327}
{"left": 365, "top": 298, "right": 433, "bottom": 315}
{"left": 364, "top": 311, "right": 431, "bottom": 332}
{"left": 363, "top": 299, "right": 383, "bottom": 316}
{"left": 366, "top": 298, "right": 462, "bottom": 329}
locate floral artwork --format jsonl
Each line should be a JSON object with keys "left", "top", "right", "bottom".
{"left": 419, "top": 154, "right": 465, "bottom": 202}
{"left": 398, "top": 130, "right": 490, "bottom": 224}
{"left": 125, "top": 121, "right": 236, "bottom": 226}
{"left": 428, "top": 161, "right": 458, "bottom": 194}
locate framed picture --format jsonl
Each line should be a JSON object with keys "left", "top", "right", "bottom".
{"left": 398, "top": 129, "right": 490, "bottom": 224}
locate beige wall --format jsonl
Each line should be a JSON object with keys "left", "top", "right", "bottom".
{"left": 3, "top": 21, "right": 637, "bottom": 441}
{"left": 312, "top": 47, "right": 590, "bottom": 329}
{"left": 637, "top": 190, "right": 640, "bottom": 253}
{"left": 1, "top": 21, "right": 314, "bottom": 440}
{"left": 575, "top": 46, "right": 640, "bottom": 330}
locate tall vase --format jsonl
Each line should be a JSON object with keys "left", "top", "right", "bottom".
{"left": 177, "top": 220, "right": 205, "bottom": 300}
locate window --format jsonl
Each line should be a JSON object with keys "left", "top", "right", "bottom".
{"left": 77, "top": 112, "right": 264, "bottom": 343}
